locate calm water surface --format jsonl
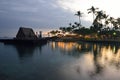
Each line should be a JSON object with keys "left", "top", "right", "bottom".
{"left": 0, "top": 41, "right": 120, "bottom": 80}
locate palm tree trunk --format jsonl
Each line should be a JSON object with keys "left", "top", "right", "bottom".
{"left": 79, "top": 16, "right": 81, "bottom": 27}
{"left": 93, "top": 13, "right": 94, "bottom": 24}
{"left": 105, "top": 18, "right": 107, "bottom": 28}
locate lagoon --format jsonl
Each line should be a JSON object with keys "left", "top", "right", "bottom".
{"left": 0, "top": 41, "right": 120, "bottom": 80}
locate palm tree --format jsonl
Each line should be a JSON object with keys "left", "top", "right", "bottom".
{"left": 72, "top": 25, "right": 76, "bottom": 30}
{"left": 59, "top": 27, "right": 66, "bottom": 32}
{"left": 109, "top": 17, "right": 115, "bottom": 28}
{"left": 92, "top": 10, "right": 104, "bottom": 32}
{"left": 87, "top": 6, "right": 99, "bottom": 23}
{"left": 105, "top": 20, "right": 110, "bottom": 29}
{"left": 75, "top": 11, "right": 83, "bottom": 27}
{"left": 69, "top": 23, "right": 72, "bottom": 27}
{"left": 113, "top": 21, "right": 118, "bottom": 30}
{"left": 96, "top": 11, "right": 104, "bottom": 25}
{"left": 74, "top": 22, "right": 79, "bottom": 27}
{"left": 93, "top": 11, "right": 105, "bottom": 25}
{"left": 116, "top": 18, "right": 120, "bottom": 28}
{"left": 103, "top": 13, "right": 109, "bottom": 28}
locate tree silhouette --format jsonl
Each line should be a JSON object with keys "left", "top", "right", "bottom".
{"left": 117, "top": 18, "right": 120, "bottom": 28}
{"left": 92, "top": 10, "right": 104, "bottom": 32}
{"left": 75, "top": 11, "right": 83, "bottom": 27}
{"left": 74, "top": 22, "right": 80, "bottom": 28}
{"left": 96, "top": 11, "right": 104, "bottom": 24}
{"left": 108, "top": 17, "right": 115, "bottom": 28}
{"left": 69, "top": 23, "right": 72, "bottom": 27}
{"left": 87, "top": 6, "right": 99, "bottom": 24}
{"left": 57, "top": 6, "right": 120, "bottom": 39}
{"left": 59, "top": 27, "right": 66, "bottom": 32}
{"left": 103, "top": 13, "right": 109, "bottom": 28}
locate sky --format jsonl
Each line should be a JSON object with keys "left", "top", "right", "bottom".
{"left": 0, "top": 0, "right": 120, "bottom": 37}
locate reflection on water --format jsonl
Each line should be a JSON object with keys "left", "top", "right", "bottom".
{"left": 50, "top": 42, "right": 92, "bottom": 57}
{"left": 51, "top": 42, "right": 91, "bottom": 52}
{"left": 1, "top": 42, "right": 120, "bottom": 80}
{"left": 14, "top": 44, "right": 43, "bottom": 58}
{"left": 50, "top": 42, "right": 120, "bottom": 80}
{"left": 12, "top": 44, "right": 46, "bottom": 63}
{"left": 15, "top": 45, "right": 35, "bottom": 58}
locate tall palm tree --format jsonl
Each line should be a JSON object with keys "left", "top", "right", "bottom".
{"left": 87, "top": 6, "right": 99, "bottom": 23}
{"left": 96, "top": 11, "right": 105, "bottom": 25}
{"left": 75, "top": 11, "right": 83, "bottom": 27}
{"left": 103, "top": 13, "right": 109, "bottom": 28}
{"left": 109, "top": 17, "right": 115, "bottom": 28}
{"left": 92, "top": 10, "right": 104, "bottom": 31}
{"left": 94, "top": 11, "right": 106, "bottom": 26}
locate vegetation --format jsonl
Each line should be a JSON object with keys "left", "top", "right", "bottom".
{"left": 87, "top": 6, "right": 99, "bottom": 23}
{"left": 49, "top": 6, "right": 120, "bottom": 40}
{"left": 75, "top": 11, "right": 83, "bottom": 27}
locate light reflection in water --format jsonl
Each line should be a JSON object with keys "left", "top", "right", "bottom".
{"left": 50, "top": 42, "right": 91, "bottom": 52}
{"left": 98, "top": 45, "right": 120, "bottom": 68}
{"left": 50, "top": 42, "right": 120, "bottom": 80}
{"left": 1, "top": 42, "right": 120, "bottom": 80}
{"left": 51, "top": 42, "right": 77, "bottom": 51}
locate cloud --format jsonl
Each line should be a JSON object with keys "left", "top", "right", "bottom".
{"left": 0, "top": 0, "right": 56, "bottom": 21}
{"left": 57, "top": 0, "right": 120, "bottom": 19}
{"left": 56, "top": 0, "right": 93, "bottom": 23}
{"left": 0, "top": 0, "right": 76, "bottom": 29}
{"left": 0, "top": 0, "right": 91, "bottom": 26}
{"left": 0, "top": 0, "right": 41, "bottom": 13}
{"left": 56, "top": 0, "right": 90, "bottom": 12}
{"left": 56, "top": 0, "right": 92, "bottom": 25}
{"left": 0, "top": 0, "right": 92, "bottom": 37}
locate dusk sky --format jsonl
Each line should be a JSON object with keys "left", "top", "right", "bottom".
{"left": 0, "top": 0, "right": 120, "bottom": 37}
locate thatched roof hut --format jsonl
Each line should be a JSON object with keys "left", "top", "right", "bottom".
{"left": 16, "top": 27, "right": 37, "bottom": 40}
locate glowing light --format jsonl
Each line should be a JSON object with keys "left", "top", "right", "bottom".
{"left": 97, "top": 46, "right": 120, "bottom": 67}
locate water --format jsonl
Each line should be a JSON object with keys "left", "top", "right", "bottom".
{"left": 0, "top": 41, "right": 120, "bottom": 80}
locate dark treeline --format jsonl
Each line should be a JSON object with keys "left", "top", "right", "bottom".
{"left": 50, "top": 6, "right": 120, "bottom": 39}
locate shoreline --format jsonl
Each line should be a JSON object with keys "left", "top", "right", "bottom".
{"left": 1, "top": 37, "right": 120, "bottom": 45}
{"left": 53, "top": 37, "right": 120, "bottom": 44}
